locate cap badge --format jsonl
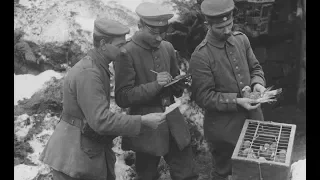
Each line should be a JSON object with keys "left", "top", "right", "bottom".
{"left": 159, "top": 21, "right": 163, "bottom": 25}
{"left": 223, "top": 17, "right": 228, "bottom": 21}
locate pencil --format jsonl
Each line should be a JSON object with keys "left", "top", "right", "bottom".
{"left": 150, "top": 70, "right": 159, "bottom": 74}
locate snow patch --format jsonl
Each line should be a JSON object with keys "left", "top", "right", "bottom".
{"left": 291, "top": 159, "right": 306, "bottom": 180}
{"left": 15, "top": 114, "right": 33, "bottom": 141}
{"left": 14, "top": 70, "right": 63, "bottom": 105}
{"left": 14, "top": 164, "right": 41, "bottom": 180}
{"left": 75, "top": 16, "right": 95, "bottom": 33}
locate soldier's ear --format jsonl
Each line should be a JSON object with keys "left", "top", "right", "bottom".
{"left": 138, "top": 22, "right": 143, "bottom": 30}
{"left": 100, "top": 39, "right": 109, "bottom": 50}
{"left": 204, "top": 21, "right": 211, "bottom": 29}
{"left": 100, "top": 39, "right": 105, "bottom": 47}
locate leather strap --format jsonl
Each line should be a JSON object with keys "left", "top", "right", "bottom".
{"left": 61, "top": 113, "right": 83, "bottom": 129}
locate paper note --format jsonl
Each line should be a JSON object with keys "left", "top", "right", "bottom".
{"left": 164, "top": 101, "right": 182, "bottom": 115}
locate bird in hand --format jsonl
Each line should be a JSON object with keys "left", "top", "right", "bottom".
{"left": 241, "top": 85, "right": 282, "bottom": 104}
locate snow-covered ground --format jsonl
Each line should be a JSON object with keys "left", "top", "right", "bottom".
{"left": 291, "top": 159, "right": 306, "bottom": 180}
{"left": 14, "top": 70, "right": 63, "bottom": 106}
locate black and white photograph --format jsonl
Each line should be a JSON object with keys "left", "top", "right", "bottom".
{"left": 14, "top": 0, "right": 306, "bottom": 180}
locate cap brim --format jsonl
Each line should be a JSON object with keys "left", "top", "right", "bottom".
{"left": 140, "top": 15, "right": 173, "bottom": 27}
{"left": 211, "top": 17, "right": 233, "bottom": 28}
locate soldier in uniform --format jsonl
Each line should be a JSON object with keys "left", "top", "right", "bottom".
{"left": 189, "top": 0, "right": 266, "bottom": 179}
{"left": 39, "top": 17, "right": 166, "bottom": 180}
{"left": 114, "top": 2, "right": 198, "bottom": 180}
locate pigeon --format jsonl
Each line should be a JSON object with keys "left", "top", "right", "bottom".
{"left": 243, "top": 148, "right": 257, "bottom": 159}
{"left": 275, "top": 150, "right": 286, "bottom": 163}
{"left": 267, "top": 142, "right": 277, "bottom": 159}
{"left": 241, "top": 86, "right": 282, "bottom": 104}
{"left": 239, "top": 140, "right": 252, "bottom": 157}
{"left": 258, "top": 157, "right": 267, "bottom": 161}
{"left": 247, "top": 149, "right": 257, "bottom": 159}
{"left": 258, "top": 143, "right": 270, "bottom": 159}
{"left": 243, "top": 140, "right": 251, "bottom": 149}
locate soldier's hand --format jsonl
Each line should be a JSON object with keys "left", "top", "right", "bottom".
{"left": 141, "top": 113, "right": 166, "bottom": 129}
{"left": 236, "top": 98, "right": 261, "bottom": 110}
{"left": 157, "top": 72, "right": 172, "bottom": 86}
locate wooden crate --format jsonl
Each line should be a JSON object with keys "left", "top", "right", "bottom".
{"left": 231, "top": 119, "right": 296, "bottom": 180}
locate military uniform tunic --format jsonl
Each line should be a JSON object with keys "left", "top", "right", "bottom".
{"left": 189, "top": 30, "right": 265, "bottom": 145}
{"left": 39, "top": 48, "right": 142, "bottom": 180}
{"left": 114, "top": 31, "right": 183, "bottom": 156}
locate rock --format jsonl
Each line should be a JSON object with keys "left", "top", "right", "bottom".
{"left": 290, "top": 159, "right": 306, "bottom": 180}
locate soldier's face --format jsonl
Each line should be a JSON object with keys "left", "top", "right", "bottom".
{"left": 210, "top": 21, "right": 233, "bottom": 41}
{"left": 100, "top": 36, "right": 126, "bottom": 61}
{"left": 111, "top": 36, "right": 126, "bottom": 48}
{"left": 142, "top": 25, "right": 167, "bottom": 47}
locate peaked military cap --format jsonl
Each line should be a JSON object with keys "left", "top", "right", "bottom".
{"left": 135, "top": 2, "right": 174, "bottom": 27}
{"left": 201, "top": 0, "right": 235, "bottom": 27}
{"left": 93, "top": 17, "right": 130, "bottom": 37}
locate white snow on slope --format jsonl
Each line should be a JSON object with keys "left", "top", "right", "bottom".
{"left": 14, "top": 70, "right": 63, "bottom": 105}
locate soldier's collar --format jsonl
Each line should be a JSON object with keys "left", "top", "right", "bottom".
{"left": 206, "top": 29, "right": 235, "bottom": 48}
{"left": 131, "top": 31, "right": 160, "bottom": 50}
{"left": 90, "top": 49, "right": 113, "bottom": 76}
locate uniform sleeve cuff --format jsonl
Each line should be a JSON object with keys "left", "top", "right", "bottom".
{"left": 251, "top": 77, "right": 266, "bottom": 87}
{"left": 220, "top": 93, "right": 238, "bottom": 112}
{"left": 227, "top": 93, "right": 238, "bottom": 111}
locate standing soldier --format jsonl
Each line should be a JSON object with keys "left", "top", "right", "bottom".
{"left": 39, "top": 17, "right": 166, "bottom": 180}
{"left": 114, "top": 2, "right": 198, "bottom": 180}
{"left": 189, "top": 0, "right": 266, "bottom": 179}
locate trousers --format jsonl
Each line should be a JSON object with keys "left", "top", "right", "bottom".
{"left": 207, "top": 141, "right": 235, "bottom": 180}
{"left": 135, "top": 134, "right": 199, "bottom": 180}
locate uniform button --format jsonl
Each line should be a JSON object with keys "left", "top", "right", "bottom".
{"left": 238, "top": 74, "right": 241, "bottom": 77}
{"left": 233, "top": 59, "right": 236, "bottom": 62}
{"left": 155, "top": 57, "right": 158, "bottom": 59}
{"left": 236, "top": 66, "right": 239, "bottom": 70}
{"left": 156, "top": 65, "right": 160, "bottom": 68}
{"left": 230, "top": 52, "right": 232, "bottom": 54}
{"left": 240, "top": 82, "right": 243, "bottom": 85}
{"left": 233, "top": 99, "right": 236, "bottom": 102}
{"left": 220, "top": 99, "right": 223, "bottom": 102}
{"left": 226, "top": 99, "right": 229, "bottom": 102}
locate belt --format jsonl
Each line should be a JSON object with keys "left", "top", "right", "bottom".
{"left": 60, "top": 112, "right": 115, "bottom": 144}
{"left": 61, "top": 113, "right": 83, "bottom": 129}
